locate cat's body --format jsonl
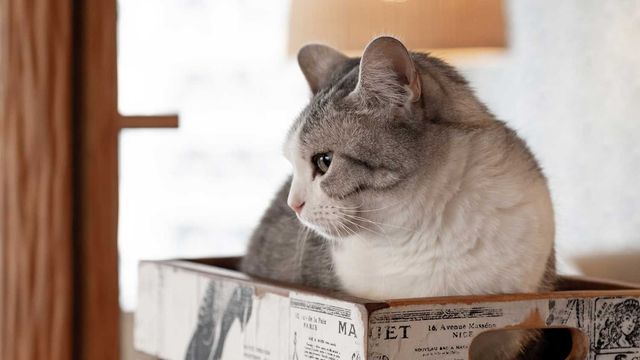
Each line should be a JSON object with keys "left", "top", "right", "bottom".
{"left": 243, "top": 126, "right": 556, "bottom": 298}
{"left": 241, "top": 37, "right": 555, "bottom": 358}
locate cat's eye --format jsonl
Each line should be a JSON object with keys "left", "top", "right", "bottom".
{"left": 312, "top": 152, "right": 332, "bottom": 175}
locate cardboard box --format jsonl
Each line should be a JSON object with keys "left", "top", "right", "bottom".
{"left": 135, "top": 257, "right": 640, "bottom": 360}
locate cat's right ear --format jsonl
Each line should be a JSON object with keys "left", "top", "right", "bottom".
{"left": 351, "top": 36, "right": 421, "bottom": 106}
{"left": 297, "top": 44, "right": 348, "bottom": 94}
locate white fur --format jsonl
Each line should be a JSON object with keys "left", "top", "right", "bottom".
{"left": 286, "top": 129, "right": 554, "bottom": 301}
{"left": 284, "top": 127, "right": 310, "bottom": 211}
{"left": 331, "top": 137, "right": 555, "bottom": 300}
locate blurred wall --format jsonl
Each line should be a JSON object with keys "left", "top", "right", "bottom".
{"left": 462, "top": 0, "right": 640, "bottom": 280}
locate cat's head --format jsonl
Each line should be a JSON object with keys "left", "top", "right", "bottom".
{"left": 284, "top": 36, "right": 480, "bottom": 240}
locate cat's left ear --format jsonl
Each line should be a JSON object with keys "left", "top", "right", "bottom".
{"left": 353, "top": 36, "right": 421, "bottom": 104}
{"left": 298, "top": 44, "right": 348, "bottom": 94}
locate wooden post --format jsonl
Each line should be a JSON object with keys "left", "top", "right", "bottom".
{"left": 1, "top": 0, "right": 179, "bottom": 357}
{"left": 1, "top": 0, "right": 122, "bottom": 358}
{"left": 75, "top": 0, "right": 121, "bottom": 358}
{"left": 0, "top": 0, "right": 74, "bottom": 359}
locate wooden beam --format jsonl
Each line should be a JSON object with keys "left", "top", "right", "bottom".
{"left": 0, "top": 0, "right": 74, "bottom": 358}
{"left": 76, "top": 0, "right": 120, "bottom": 358}
{"left": 2, "top": 0, "right": 123, "bottom": 358}
{"left": 119, "top": 115, "right": 179, "bottom": 129}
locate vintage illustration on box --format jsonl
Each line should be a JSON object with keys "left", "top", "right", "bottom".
{"left": 546, "top": 298, "right": 587, "bottom": 329}
{"left": 543, "top": 296, "right": 640, "bottom": 360}
{"left": 368, "top": 302, "right": 510, "bottom": 359}
{"left": 592, "top": 297, "right": 640, "bottom": 359}
{"left": 368, "top": 296, "right": 640, "bottom": 360}
{"left": 183, "top": 281, "right": 366, "bottom": 360}
{"left": 137, "top": 261, "right": 640, "bottom": 360}
{"left": 186, "top": 280, "right": 254, "bottom": 360}
{"left": 289, "top": 293, "right": 366, "bottom": 360}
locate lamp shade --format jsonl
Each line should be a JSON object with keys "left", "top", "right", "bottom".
{"left": 288, "top": 0, "right": 506, "bottom": 56}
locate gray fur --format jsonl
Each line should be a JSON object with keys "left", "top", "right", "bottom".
{"left": 243, "top": 41, "right": 553, "bottom": 284}
{"left": 241, "top": 37, "right": 556, "bottom": 358}
{"left": 241, "top": 178, "right": 339, "bottom": 290}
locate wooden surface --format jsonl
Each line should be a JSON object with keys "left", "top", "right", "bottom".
{"left": 76, "top": 0, "right": 121, "bottom": 358}
{"left": 573, "top": 251, "right": 640, "bottom": 284}
{"left": 0, "top": 0, "right": 74, "bottom": 358}
{"left": 119, "top": 115, "right": 179, "bottom": 129}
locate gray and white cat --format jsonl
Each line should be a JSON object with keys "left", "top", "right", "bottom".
{"left": 241, "top": 36, "right": 556, "bottom": 359}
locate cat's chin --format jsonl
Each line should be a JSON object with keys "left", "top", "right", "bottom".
{"left": 297, "top": 217, "right": 347, "bottom": 242}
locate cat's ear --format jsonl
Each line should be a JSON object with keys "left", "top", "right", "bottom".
{"left": 353, "top": 36, "right": 421, "bottom": 104}
{"left": 297, "top": 44, "right": 348, "bottom": 94}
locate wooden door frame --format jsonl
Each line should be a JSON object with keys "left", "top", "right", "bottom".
{"left": 74, "top": 0, "right": 121, "bottom": 358}
{"left": 75, "top": 0, "right": 177, "bottom": 358}
{"left": 1, "top": 0, "right": 178, "bottom": 358}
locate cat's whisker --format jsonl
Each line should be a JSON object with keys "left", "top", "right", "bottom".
{"left": 327, "top": 204, "right": 363, "bottom": 212}
{"left": 327, "top": 223, "right": 341, "bottom": 256}
{"left": 339, "top": 215, "right": 389, "bottom": 238}
{"left": 329, "top": 199, "right": 401, "bottom": 212}
{"left": 337, "top": 215, "right": 370, "bottom": 232}
{"left": 341, "top": 225, "right": 369, "bottom": 251}
{"left": 338, "top": 214, "right": 398, "bottom": 250}
{"left": 339, "top": 220, "right": 360, "bottom": 238}
{"left": 330, "top": 221, "right": 342, "bottom": 238}
{"left": 336, "top": 220, "right": 366, "bottom": 247}
{"left": 335, "top": 221, "right": 352, "bottom": 238}
{"left": 339, "top": 213, "right": 386, "bottom": 233}
{"left": 295, "top": 223, "right": 310, "bottom": 269}
{"left": 340, "top": 213, "right": 413, "bottom": 232}
{"left": 339, "top": 201, "right": 405, "bottom": 213}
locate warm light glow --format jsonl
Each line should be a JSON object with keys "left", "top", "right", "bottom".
{"left": 288, "top": 0, "right": 506, "bottom": 55}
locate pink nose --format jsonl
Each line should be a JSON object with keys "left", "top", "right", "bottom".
{"left": 289, "top": 201, "right": 305, "bottom": 214}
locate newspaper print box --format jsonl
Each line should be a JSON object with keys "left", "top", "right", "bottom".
{"left": 135, "top": 258, "right": 640, "bottom": 360}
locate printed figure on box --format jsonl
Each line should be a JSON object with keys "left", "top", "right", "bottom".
{"left": 292, "top": 331, "right": 299, "bottom": 360}
{"left": 186, "top": 281, "right": 253, "bottom": 360}
{"left": 596, "top": 299, "right": 640, "bottom": 350}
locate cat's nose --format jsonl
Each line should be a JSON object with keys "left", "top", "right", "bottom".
{"left": 288, "top": 200, "right": 305, "bottom": 214}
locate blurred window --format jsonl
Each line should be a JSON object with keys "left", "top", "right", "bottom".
{"left": 117, "top": 0, "right": 307, "bottom": 310}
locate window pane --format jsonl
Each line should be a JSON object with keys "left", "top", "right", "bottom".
{"left": 117, "top": 0, "right": 307, "bottom": 311}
